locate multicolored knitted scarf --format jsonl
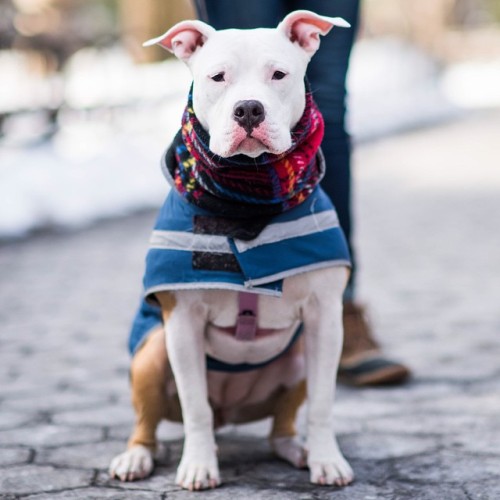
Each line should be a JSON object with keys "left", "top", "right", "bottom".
{"left": 162, "top": 83, "right": 325, "bottom": 218}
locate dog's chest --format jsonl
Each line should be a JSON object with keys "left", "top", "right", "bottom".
{"left": 190, "top": 278, "right": 309, "bottom": 368}
{"left": 204, "top": 286, "right": 304, "bottom": 331}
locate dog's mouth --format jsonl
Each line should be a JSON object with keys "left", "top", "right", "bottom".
{"left": 228, "top": 129, "right": 289, "bottom": 158}
{"left": 223, "top": 135, "right": 268, "bottom": 158}
{"left": 240, "top": 136, "right": 268, "bottom": 151}
{"left": 216, "top": 120, "right": 291, "bottom": 158}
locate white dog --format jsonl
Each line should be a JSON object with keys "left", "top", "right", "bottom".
{"left": 110, "top": 10, "right": 354, "bottom": 491}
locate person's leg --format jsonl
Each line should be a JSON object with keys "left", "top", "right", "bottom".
{"left": 195, "top": 0, "right": 285, "bottom": 28}
{"left": 292, "top": 0, "right": 409, "bottom": 385}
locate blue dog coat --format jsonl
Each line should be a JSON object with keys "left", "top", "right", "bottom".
{"left": 129, "top": 185, "right": 350, "bottom": 371}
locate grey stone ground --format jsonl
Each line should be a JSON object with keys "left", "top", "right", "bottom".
{"left": 1, "top": 111, "right": 500, "bottom": 499}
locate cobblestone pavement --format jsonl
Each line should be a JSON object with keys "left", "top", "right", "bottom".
{"left": 1, "top": 111, "right": 500, "bottom": 499}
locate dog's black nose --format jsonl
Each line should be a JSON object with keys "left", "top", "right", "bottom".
{"left": 233, "top": 100, "right": 265, "bottom": 134}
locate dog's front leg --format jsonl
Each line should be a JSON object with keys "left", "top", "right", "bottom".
{"left": 156, "top": 292, "right": 219, "bottom": 491}
{"left": 302, "top": 268, "right": 354, "bottom": 487}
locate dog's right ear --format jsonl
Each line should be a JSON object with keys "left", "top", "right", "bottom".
{"left": 143, "top": 20, "right": 215, "bottom": 62}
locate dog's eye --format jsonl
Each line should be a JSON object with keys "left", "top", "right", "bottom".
{"left": 211, "top": 72, "right": 225, "bottom": 82}
{"left": 272, "top": 70, "right": 287, "bottom": 80}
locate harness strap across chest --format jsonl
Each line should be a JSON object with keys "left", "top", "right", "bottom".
{"left": 217, "top": 292, "right": 278, "bottom": 340}
{"left": 235, "top": 292, "right": 259, "bottom": 340}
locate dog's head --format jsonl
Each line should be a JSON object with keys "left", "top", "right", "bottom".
{"left": 145, "top": 10, "right": 349, "bottom": 158}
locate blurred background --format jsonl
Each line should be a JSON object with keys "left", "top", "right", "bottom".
{"left": 0, "top": 0, "right": 499, "bottom": 239}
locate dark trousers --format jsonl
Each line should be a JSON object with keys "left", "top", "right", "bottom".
{"left": 194, "top": 0, "right": 360, "bottom": 298}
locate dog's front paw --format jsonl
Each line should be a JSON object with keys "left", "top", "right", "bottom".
{"left": 307, "top": 435, "right": 354, "bottom": 487}
{"left": 176, "top": 441, "right": 220, "bottom": 491}
{"left": 308, "top": 453, "right": 353, "bottom": 487}
{"left": 109, "top": 445, "right": 154, "bottom": 482}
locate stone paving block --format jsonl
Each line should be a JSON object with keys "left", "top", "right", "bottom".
{"left": 443, "top": 431, "right": 500, "bottom": 456}
{"left": 364, "top": 413, "right": 498, "bottom": 436}
{"left": 393, "top": 450, "right": 500, "bottom": 483}
{"left": 0, "top": 410, "right": 34, "bottom": 430}
{"left": 74, "top": 377, "right": 131, "bottom": 399}
{"left": 165, "top": 485, "right": 316, "bottom": 499}
{"left": 332, "top": 398, "right": 407, "bottom": 419}
{"left": 418, "top": 392, "right": 500, "bottom": 417}
{"left": 336, "top": 380, "right": 456, "bottom": 405}
{"left": 0, "top": 465, "right": 93, "bottom": 495}
{"left": 2, "top": 391, "right": 112, "bottom": 414}
{"left": 0, "top": 380, "right": 43, "bottom": 402}
{"left": 301, "top": 482, "right": 466, "bottom": 500}
{"left": 25, "top": 487, "right": 163, "bottom": 499}
{"left": 106, "top": 424, "right": 135, "bottom": 442}
{"left": 365, "top": 482, "right": 468, "bottom": 500}
{"left": 0, "top": 447, "right": 32, "bottom": 466}
{"left": 411, "top": 350, "right": 500, "bottom": 382}
{"left": 464, "top": 480, "right": 500, "bottom": 500}
{"left": 36, "top": 440, "right": 126, "bottom": 470}
{"left": 96, "top": 466, "right": 178, "bottom": 493}
{"left": 0, "top": 424, "right": 103, "bottom": 448}
{"left": 52, "top": 404, "right": 134, "bottom": 427}
{"left": 339, "top": 433, "right": 439, "bottom": 460}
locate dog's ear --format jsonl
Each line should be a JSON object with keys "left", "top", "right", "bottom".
{"left": 278, "top": 10, "right": 350, "bottom": 56}
{"left": 143, "top": 20, "right": 215, "bottom": 62}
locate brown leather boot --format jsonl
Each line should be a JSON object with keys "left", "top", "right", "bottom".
{"left": 338, "top": 302, "right": 410, "bottom": 386}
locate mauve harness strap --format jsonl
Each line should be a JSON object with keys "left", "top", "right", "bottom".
{"left": 217, "top": 292, "right": 279, "bottom": 340}
{"left": 235, "top": 292, "right": 259, "bottom": 341}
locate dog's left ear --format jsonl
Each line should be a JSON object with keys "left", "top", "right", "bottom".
{"left": 143, "top": 20, "right": 216, "bottom": 62}
{"left": 278, "top": 10, "right": 350, "bottom": 56}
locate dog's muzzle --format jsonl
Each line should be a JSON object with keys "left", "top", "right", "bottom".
{"left": 233, "top": 100, "right": 265, "bottom": 135}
